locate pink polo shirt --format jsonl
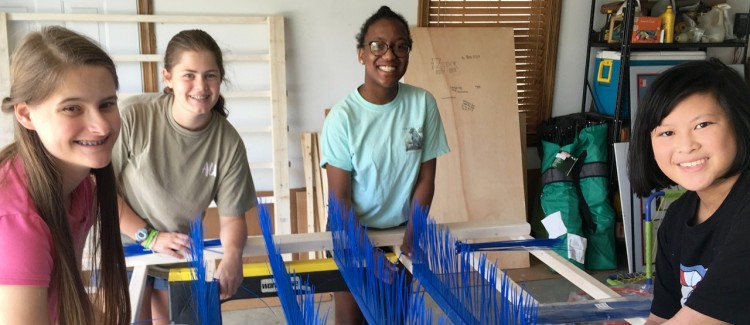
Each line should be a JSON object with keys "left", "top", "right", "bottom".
{"left": 0, "top": 157, "right": 95, "bottom": 324}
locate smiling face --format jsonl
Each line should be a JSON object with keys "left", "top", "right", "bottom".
{"left": 15, "top": 66, "right": 120, "bottom": 177}
{"left": 357, "top": 17, "right": 410, "bottom": 103}
{"left": 651, "top": 92, "right": 738, "bottom": 196}
{"left": 163, "top": 50, "right": 222, "bottom": 128}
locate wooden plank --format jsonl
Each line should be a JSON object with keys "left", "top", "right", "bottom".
{"left": 405, "top": 27, "right": 528, "bottom": 268}
{"left": 129, "top": 265, "right": 149, "bottom": 322}
{"left": 136, "top": 0, "right": 157, "bottom": 93}
{"left": 310, "top": 133, "right": 324, "bottom": 233}
{"left": 520, "top": 111, "right": 528, "bottom": 218}
{"left": 6, "top": 13, "right": 268, "bottom": 24}
{"left": 293, "top": 189, "right": 315, "bottom": 260}
{"left": 300, "top": 133, "right": 317, "bottom": 260}
{"left": 118, "top": 90, "right": 270, "bottom": 100}
{"left": 268, "top": 16, "right": 291, "bottom": 238}
{"left": 119, "top": 220, "right": 530, "bottom": 268}
{"left": 301, "top": 133, "right": 315, "bottom": 233}
{"left": 311, "top": 133, "right": 328, "bottom": 234}
{"left": 109, "top": 53, "right": 269, "bottom": 62}
{"left": 0, "top": 13, "right": 9, "bottom": 98}
{"left": 521, "top": 237, "right": 646, "bottom": 325}
{"left": 317, "top": 136, "right": 330, "bottom": 213}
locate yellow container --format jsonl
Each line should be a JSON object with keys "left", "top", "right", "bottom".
{"left": 660, "top": 5, "right": 675, "bottom": 43}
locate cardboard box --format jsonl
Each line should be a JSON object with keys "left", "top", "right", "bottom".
{"left": 632, "top": 16, "right": 662, "bottom": 43}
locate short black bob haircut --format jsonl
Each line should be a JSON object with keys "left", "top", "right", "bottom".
{"left": 355, "top": 6, "right": 412, "bottom": 49}
{"left": 628, "top": 58, "right": 750, "bottom": 197}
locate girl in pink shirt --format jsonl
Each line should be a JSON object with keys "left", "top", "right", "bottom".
{"left": 0, "top": 26, "right": 130, "bottom": 324}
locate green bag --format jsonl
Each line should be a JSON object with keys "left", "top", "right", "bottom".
{"left": 537, "top": 115, "right": 617, "bottom": 270}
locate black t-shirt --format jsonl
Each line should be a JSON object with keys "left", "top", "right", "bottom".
{"left": 651, "top": 171, "right": 750, "bottom": 324}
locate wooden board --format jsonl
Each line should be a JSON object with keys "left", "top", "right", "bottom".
{"left": 120, "top": 220, "right": 531, "bottom": 268}
{"left": 405, "top": 27, "right": 528, "bottom": 268}
{"left": 312, "top": 133, "right": 329, "bottom": 233}
{"left": 301, "top": 133, "right": 315, "bottom": 234}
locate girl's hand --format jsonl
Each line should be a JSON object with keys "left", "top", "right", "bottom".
{"left": 151, "top": 232, "right": 190, "bottom": 259}
{"left": 216, "top": 256, "right": 243, "bottom": 300}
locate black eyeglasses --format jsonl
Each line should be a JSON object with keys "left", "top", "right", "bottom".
{"left": 367, "top": 41, "right": 411, "bottom": 58}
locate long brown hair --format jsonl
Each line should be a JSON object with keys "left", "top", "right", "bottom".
{"left": 0, "top": 26, "right": 130, "bottom": 325}
{"left": 163, "top": 29, "right": 229, "bottom": 117}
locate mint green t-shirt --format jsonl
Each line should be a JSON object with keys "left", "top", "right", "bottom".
{"left": 321, "top": 83, "right": 450, "bottom": 228}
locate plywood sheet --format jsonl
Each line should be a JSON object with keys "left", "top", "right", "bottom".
{"left": 405, "top": 27, "right": 528, "bottom": 268}
{"left": 405, "top": 27, "right": 525, "bottom": 225}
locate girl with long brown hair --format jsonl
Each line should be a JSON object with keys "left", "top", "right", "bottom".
{"left": 0, "top": 26, "right": 130, "bottom": 324}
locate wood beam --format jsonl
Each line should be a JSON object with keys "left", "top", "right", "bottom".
{"left": 137, "top": 0, "right": 157, "bottom": 92}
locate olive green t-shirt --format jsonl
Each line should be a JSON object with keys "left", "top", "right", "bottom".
{"left": 114, "top": 93, "right": 256, "bottom": 242}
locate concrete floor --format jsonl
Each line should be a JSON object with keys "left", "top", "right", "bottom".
{"left": 221, "top": 299, "right": 333, "bottom": 324}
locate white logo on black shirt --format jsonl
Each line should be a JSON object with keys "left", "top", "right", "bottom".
{"left": 679, "top": 264, "right": 707, "bottom": 306}
{"left": 202, "top": 162, "right": 217, "bottom": 177}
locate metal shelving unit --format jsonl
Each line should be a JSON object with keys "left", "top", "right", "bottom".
{"left": 580, "top": 0, "right": 750, "bottom": 273}
{"left": 581, "top": 0, "right": 750, "bottom": 141}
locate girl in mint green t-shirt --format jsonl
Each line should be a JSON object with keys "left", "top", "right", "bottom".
{"left": 320, "top": 6, "right": 449, "bottom": 324}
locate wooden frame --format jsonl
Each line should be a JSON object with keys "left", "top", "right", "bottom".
{"left": 130, "top": 222, "right": 646, "bottom": 324}
{"left": 0, "top": 11, "right": 291, "bottom": 236}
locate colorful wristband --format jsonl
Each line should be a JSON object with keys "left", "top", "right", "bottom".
{"left": 142, "top": 229, "right": 160, "bottom": 250}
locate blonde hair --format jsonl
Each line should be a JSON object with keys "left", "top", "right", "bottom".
{"left": 0, "top": 26, "right": 130, "bottom": 325}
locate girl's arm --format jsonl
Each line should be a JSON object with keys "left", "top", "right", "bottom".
{"left": 666, "top": 307, "right": 730, "bottom": 325}
{"left": 216, "top": 214, "right": 247, "bottom": 300}
{"left": 326, "top": 165, "right": 353, "bottom": 210}
{"left": 0, "top": 285, "right": 50, "bottom": 324}
{"left": 410, "top": 159, "right": 437, "bottom": 211}
{"left": 402, "top": 158, "right": 437, "bottom": 256}
{"left": 117, "top": 195, "right": 149, "bottom": 243}
{"left": 645, "top": 313, "right": 667, "bottom": 325}
{"left": 117, "top": 195, "right": 189, "bottom": 258}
